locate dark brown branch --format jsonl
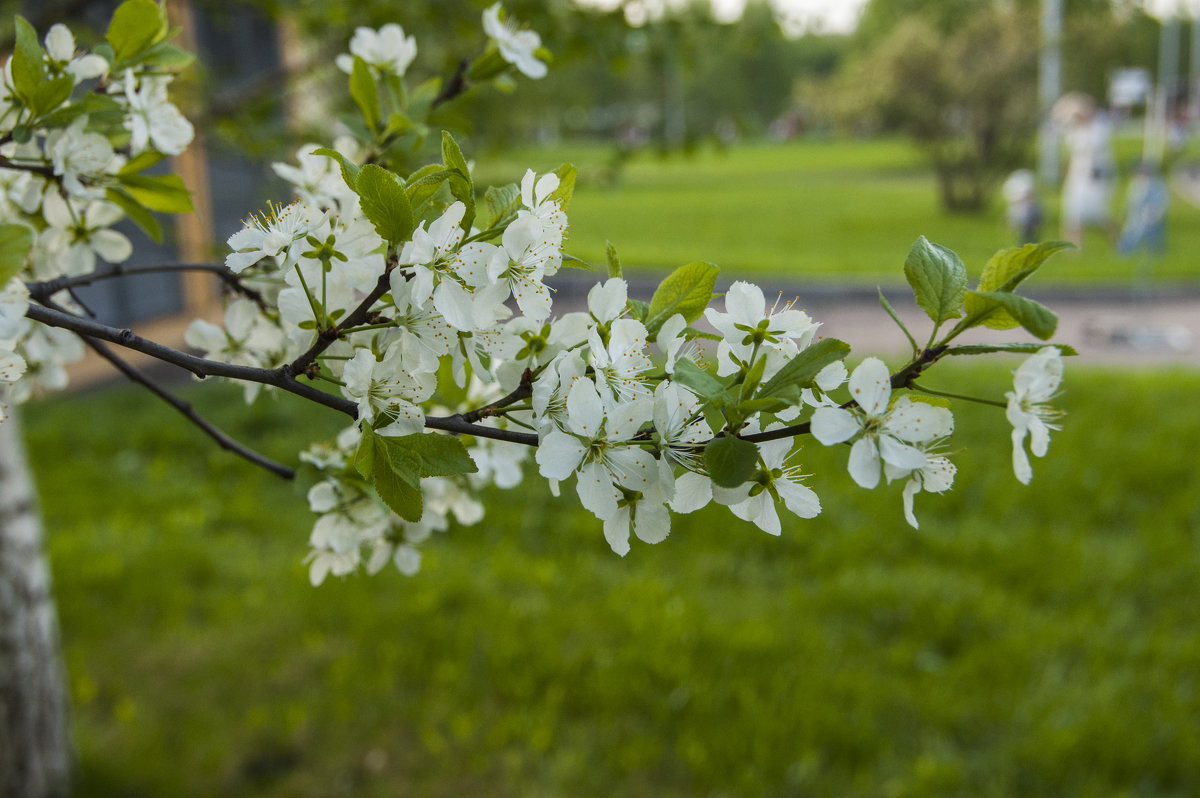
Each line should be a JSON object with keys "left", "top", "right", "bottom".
{"left": 24, "top": 301, "right": 358, "bottom": 415}
{"left": 27, "top": 261, "right": 269, "bottom": 311}
{"left": 36, "top": 295, "right": 296, "bottom": 478}
{"left": 0, "top": 155, "right": 56, "bottom": 180}
{"left": 24, "top": 301, "right": 546, "bottom": 447}
{"left": 285, "top": 261, "right": 395, "bottom": 377}
{"left": 431, "top": 58, "right": 471, "bottom": 109}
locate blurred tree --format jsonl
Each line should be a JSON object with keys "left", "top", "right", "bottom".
{"left": 835, "top": 6, "right": 1039, "bottom": 212}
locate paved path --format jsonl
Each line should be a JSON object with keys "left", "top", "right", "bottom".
{"left": 550, "top": 274, "right": 1200, "bottom": 368}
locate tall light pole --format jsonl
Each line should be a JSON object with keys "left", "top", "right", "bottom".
{"left": 1038, "top": 0, "right": 1064, "bottom": 184}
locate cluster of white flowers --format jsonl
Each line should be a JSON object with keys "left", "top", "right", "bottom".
{"left": 0, "top": 6, "right": 1070, "bottom": 587}
{"left": 0, "top": 20, "right": 195, "bottom": 407}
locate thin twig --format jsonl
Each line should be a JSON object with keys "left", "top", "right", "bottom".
{"left": 37, "top": 297, "right": 296, "bottom": 478}
{"left": 28, "top": 261, "right": 269, "bottom": 311}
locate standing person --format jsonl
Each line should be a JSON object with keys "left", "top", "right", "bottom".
{"left": 1118, "top": 161, "right": 1169, "bottom": 256}
{"left": 1002, "top": 169, "right": 1043, "bottom": 244}
{"left": 1055, "top": 93, "right": 1118, "bottom": 248}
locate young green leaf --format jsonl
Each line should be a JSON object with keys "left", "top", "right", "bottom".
{"left": 119, "top": 150, "right": 166, "bottom": 176}
{"left": 704, "top": 436, "right": 758, "bottom": 488}
{"left": 483, "top": 183, "right": 521, "bottom": 228}
{"left": 967, "top": 291, "right": 1058, "bottom": 339}
{"left": 355, "top": 164, "right": 415, "bottom": 245}
{"left": 117, "top": 173, "right": 194, "bottom": 213}
{"left": 136, "top": 40, "right": 196, "bottom": 70}
{"left": 0, "top": 224, "right": 34, "bottom": 284}
{"left": 313, "top": 147, "right": 361, "bottom": 192}
{"left": 548, "top": 164, "right": 577, "bottom": 210}
{"left": 644, "top": 261, "right": 720, "bottom": 334}
{"left": 11, "top": 17, "right": 47, "bottom": 102}
{"left": 672, "top": 358, "right": 727, "bottom": 401}
{"left": 28, "top": 75, "right": 74, "bottom": 117}
{"left": 106, "top": 0, "right": 167, "bottom": 62}
{"left": 606, "top": 241, "right": 622, "bottom": 279}
{"left": 904, "top": 236, "right": 967, "bottom": 325}
{"left": 757, "top": 338, "right": 850, "bottom": 398}
{"left": 349, "top": 56, "right": 381, "bottom": 131}
{"left": 105, "top": 187, "right": 163, "bottom": 242}
{"left": 441, "top": 131, "right": 475, "bottom": 230}
{"left": 963, "top": 240, "right": 1072, "bottom": 328}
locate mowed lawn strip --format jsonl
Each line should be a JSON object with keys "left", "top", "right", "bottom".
{"left": 22, "top": 363, "right": 1200, "bottom": 796}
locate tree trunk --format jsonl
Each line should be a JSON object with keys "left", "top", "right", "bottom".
{"left": 0, "top": 411, "right": 70, "bottom": 798}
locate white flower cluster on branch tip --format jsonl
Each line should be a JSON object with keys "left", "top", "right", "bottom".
{"left": 1, "top": 4, "right": 1071, "bottom": 587}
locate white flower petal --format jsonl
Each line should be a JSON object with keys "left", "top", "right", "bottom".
{"left": 849, "top": 357, "right": 891, "bottom": 416}
{"left": 847, "top": 437, "right": 881, "bottom": 489}
{"left": 810, "top": 406, "right": 859, "bottom": 445}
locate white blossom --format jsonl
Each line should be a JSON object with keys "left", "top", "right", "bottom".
{"left": 47, "top": 116, "right": 115, "bottom": 199}
{"left": 336, "top": 24, "right": 418, "bottom": 77}
{"left": 482, "top": 3, "right": 547, "bottom": 79}
{"left": 810, "top": 357, "right": 953, "bottom": 490}
{"left": 121, "top": 70, "right": 194, "bottom": 156}
{"left": 703, "top": 281, "right": 819, "bottom": 380}
{"left": 1006, "top": 346, "right": 1063, "bottom": 485}
{"left": 45, "top": 24, "right": 108, "bottom": 82}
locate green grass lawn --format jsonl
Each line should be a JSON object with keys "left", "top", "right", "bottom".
{"left": 23, "top": 363, "right": 1200, "bottom": 796}
{"left": 476, "top": 137, "right": 1200, "bottom": 285}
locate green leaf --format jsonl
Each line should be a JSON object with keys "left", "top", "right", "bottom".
{"left": 946, "top": 342, "right": 1078, "bottom": 357}
{"left": 0, "top": 224, "right": 34, "bottom": 283}
{"left": 117, "top": 173, "right": 193, "bottom": 213}
{"left": 355, "top": 164, "right": 415, "bottom": 245}
{"left": 739, "top": 353, "right": 767, "bottom": 402}
{"left": 106, "top": 0, "right": 167, "bottom": 62}
{"left": 963, "top": 241, "right": 1073, "bottom": 329}
{"left": 441, "top": 131, "right": 475, "bottom": 231}
{"left": 312, "top": 147, "right": 361, "bottom": 192}
{"left": 704, "top": 436, "right": 758, "bottom": 489}
{"left": 38, "top": 93, "right": 124, "bottom": 134}
{"left": 483, "top": 183, "right": 520, "bottom": 228}
{"left": 967, "top": 291, "right": 1058, "bottom": 340}
{"left": 349, "top": 56, "right": 380, "bottom": 131}
{"left": 672, "top": 358, "right": 727, "bottom": 400}
{"left": 625, "top": 298, "right": 649, "bottom": 322}
{"left": 136, "top": 40, "right": 195, "bottom": 70}
{"left": 374, "top": 463, "right": 424, "bottom": 522}
{"left": 606, "top": 241, "right": 622, "bottom": 279}
{"left": 644, "top": 261, "right": 720, "bottom": 335}
{"left": 11, "top": 17, "right": 47, "bottom": 102}
{"left": 757, "top": 338, "right": 851, "bottom": 398}
{"left": 382, "top": 433, "right": 479, "bottom": 479}
{"left": 405, "top": 167, "right": 456, "bottom": 210}
{"left": 105, "top": 187, "right": 162, "bottom": 242}
{"left": 548, "top": 164, "right": 577, "bottom": 210}
{"left": 354, "top": 428, "right": 377, "bottom": 479}
{"left": 441, "top": 130, "right": 471, "bottom": 180}
{"left": 28, "top": 75, "right": 74, "bottom": 117}
{"left": 119, "top": 149, "right": 166, "bottom": 176}
{"left": 903, "top": 236, "right": 967, "bottom": 325}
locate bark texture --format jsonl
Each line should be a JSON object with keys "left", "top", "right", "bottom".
{"left": 0, "top": 411, "right": 70, "bottom": 798}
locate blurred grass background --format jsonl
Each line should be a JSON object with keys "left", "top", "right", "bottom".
{"left": 26, "top": 358, "right": 1200, "bottom": 797}
{"left": 477, "top": 137, "right": 1200, "bottom": 284}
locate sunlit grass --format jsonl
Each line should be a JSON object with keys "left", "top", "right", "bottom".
{"left": 477, "top": 137, "right": 1200, "bottom": 285}
{"left": 24, "top": 362, "right": 1200, "bottom": 796}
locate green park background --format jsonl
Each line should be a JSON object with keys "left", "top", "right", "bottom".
{"left": 13, "top": 0, "right": 1200, "bottom": 795}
